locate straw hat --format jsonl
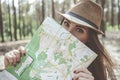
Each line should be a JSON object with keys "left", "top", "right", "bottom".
{"left": 58, "top": 0, "right": 104, "bottom": 34}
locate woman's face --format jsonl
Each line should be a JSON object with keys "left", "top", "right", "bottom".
{"left": 62, "top": 19, "right": 89, "bottom": 43}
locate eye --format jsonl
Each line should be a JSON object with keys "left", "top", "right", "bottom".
{"left": 63, "top": 21, "right": 70, "bottom": 27}
{"left": 76, "top": 28, "right": 84, "bottom": 33}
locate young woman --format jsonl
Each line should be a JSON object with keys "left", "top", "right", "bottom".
{"left": 58, "top": 0, "right": 116, "bottom": 80}
{"left": 0, "top": 0, "right": 116, "bottom": 80}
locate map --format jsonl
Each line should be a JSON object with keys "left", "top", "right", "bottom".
{"left": 0, "top": 17, "right": 97, "bottom": 80}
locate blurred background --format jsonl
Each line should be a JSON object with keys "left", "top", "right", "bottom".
{"left": 0, "top": 0, "right": 120, "bottom": 79}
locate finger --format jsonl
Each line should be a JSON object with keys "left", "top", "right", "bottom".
{"left": 5, "top": 53, "right": 13, "bottom": 64}
{"left": 10, "top": 52, "right": 17, "bottom": 67}
{"left": 73, "top": 72, "right": 94, "bottom": 80}
{"left": 13, "top": 50, "right": 21, "bottom": 63}
{"left": 5, "top": 52, "right": 14, "bottom": 65}
{"left": 74, "top": 68, "right": 92, "bottom": 75}
{"left": 18, "top": 46, "right": 26, "bottom": 56}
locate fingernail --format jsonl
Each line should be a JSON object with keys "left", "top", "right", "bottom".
{"left": 73, "top": 70, "right": 76, "bottom": 73}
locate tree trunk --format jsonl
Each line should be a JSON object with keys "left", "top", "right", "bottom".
{"left": 8, "top": 0, "right": 12, "bottom": 41}
{"left": 52, "top": 0, "right": 55, "bottom": 19}
{"left": 35, "top": 2, "right": 41, "bottom": 28}
{"left": 96, "top": 0, "right": 99, "bottom": 3}
{"left": 22, "top": 16, "right": 26, "bottom": 38}
{"left": 12, "top": 0, "right": 17, "bottom": 40}
{"left": 0, "top": 0, "right": 4, "bottom": 42}
{"left": 18, "top": 1, "right": 22, "bottom": 40}
{"left": 111, "top": 0, "right": 114, "bottom": 27}
{"left": 26, "top": 1, "right": 30, "bottom": 37}
{"left": 61, "top": 1, "right": 65, "bottom": 13}
{"left": 28, "top": 18, "right": 33, "bottom": 37}
{"left": 42, "top": 0, "right": 45, "bottom": 23}
{"left": 105, "top": 0, "right": 110, "bottom": 23}
{"left": 101, "top": 0, "right": 106, "bottom": 37}
{"left": 118, "top": 0, "right": 120, "bottom": 29}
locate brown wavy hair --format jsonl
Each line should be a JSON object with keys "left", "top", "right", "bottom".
{"left": 86, "top": 28, "right": 116, "bottom": 80}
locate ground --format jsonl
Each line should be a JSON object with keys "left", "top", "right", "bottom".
{"left": 0, "top": 31, "right": 120, "bottom": 79}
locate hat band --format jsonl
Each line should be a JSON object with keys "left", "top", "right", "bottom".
{"left": 67, "top": 12, "right": 99, "bottom": 29}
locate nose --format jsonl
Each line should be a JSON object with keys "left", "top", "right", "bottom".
{"left": 68, "top": 24, "right": 75, "bottom": 33}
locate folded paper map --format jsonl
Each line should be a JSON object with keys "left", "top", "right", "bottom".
{"left": 0, "top": 17, "right": 97, "bottom": 80}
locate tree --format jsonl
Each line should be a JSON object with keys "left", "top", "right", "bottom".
{"left": 25, "top": 1, "right": 31, "bottom": 37}
{"left": 8, "top": 0, "right": 12, "bottom": 41}
{"left": 101, "top": 0, "right": 106, "bottom": 37}
{"left": 111, "top": 0, "right": 114, "bottom": 27}
{"left": 52, "top": 0, "right": 55, "bottom": 19}
{"left": 42, "top": 0, "right": 45, "bottom": 22}
{"left": 12, "top": 0, "right": 17, "bottom": 40}
{"left": 0, "top": 0, "right": 4, "bottom": 42}
{"left": 18, "top": 0, "right": 22, "bottom": 39}
{"left": 35, "top": 1, "right": 41, "bottom": 27}
{"left": 20, "top": 1, "right": 30, "bottom": 38}
{"left": 118, "top": 0, "right": 120, "bottom": 29}
{"left": 105, "top": 0, "right": 110, "bottom": 24}
{"left": 22, "top": 16, "right": 26, "bottom": 38}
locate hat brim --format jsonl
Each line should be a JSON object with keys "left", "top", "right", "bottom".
{"left": 58, "top": 12, "right": 104, "bottom": 35}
